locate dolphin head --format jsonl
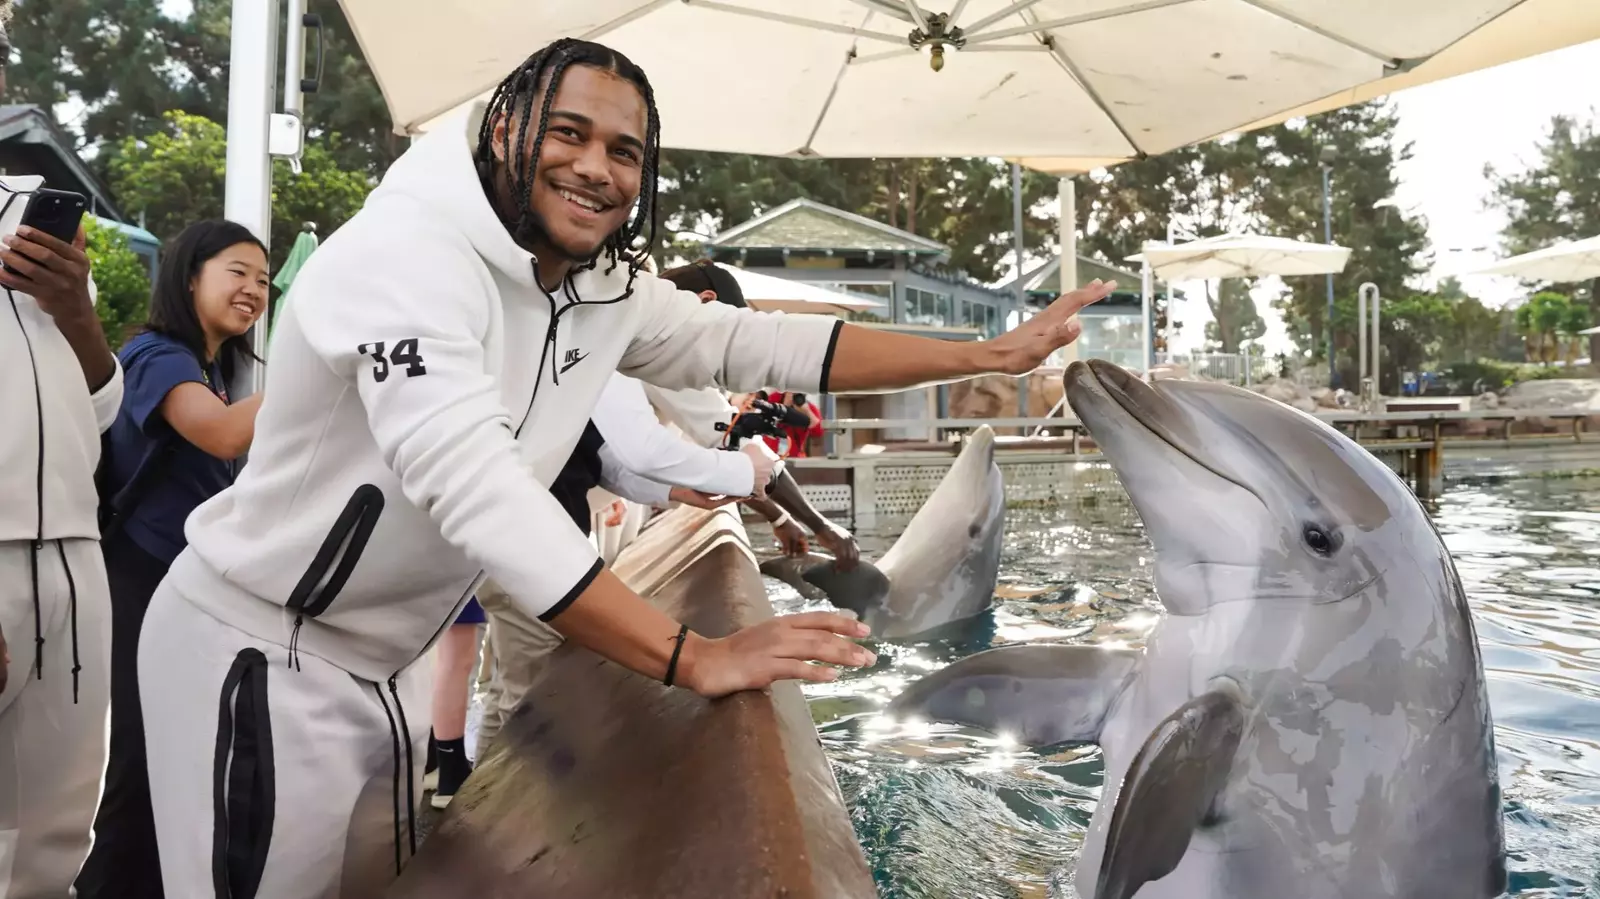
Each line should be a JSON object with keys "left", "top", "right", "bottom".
{"left": 1063, "top": 359, "right": 1441, "bottom": 616}
{"left": 807, "top": 424, "right": 1005, "bottom": 638}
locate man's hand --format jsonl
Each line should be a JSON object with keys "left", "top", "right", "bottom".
{"left": 677, "top": 610, "right": 877, "bottom": 698}
{"left": 986, "top": 279, "right": 1118, "bottom": 375}
{"left": 812, "top": 525, "right": 860, "bottom": 571}
{"left": 740, "top": 441, "right": 778, "bottom": 498}
{"left": 602, "top": 499, "right": 627, "bottom": 527}
{"left": 0, "top": 224, "right": 117, "bottom": 389}
{"left": 0, "top": 225, "right": 94, "bottom": 321}
{"left": 668, "top": 486, "right": 740, "bottom": 510}
{"left": 773, "top": 518, "right": 809, "bottom": 556}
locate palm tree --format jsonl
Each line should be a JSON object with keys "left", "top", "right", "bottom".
{"left": 1558, "top": 300, "right": 1594, "bottom": 366}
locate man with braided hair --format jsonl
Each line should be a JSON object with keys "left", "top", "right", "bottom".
{"left": 135, "top": 37, "right": 1112, "bottom": 894}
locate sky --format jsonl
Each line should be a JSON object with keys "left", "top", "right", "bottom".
{"left": 1165, "top": 38, "right": 1600, "bottom": 356}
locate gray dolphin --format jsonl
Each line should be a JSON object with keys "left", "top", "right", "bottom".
{"left": 887, "top": 359, "right": 1505, "bottom": 899}
{"left": 762, "top": 424, "right": 1005, "bottom": 639}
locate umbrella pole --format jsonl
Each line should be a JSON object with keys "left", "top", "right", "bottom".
{"left": 224, "top": 0, "right": 279, "bottom": 400}
{"left": 1140, "top": 258, "right": 1153, "bottom": 378}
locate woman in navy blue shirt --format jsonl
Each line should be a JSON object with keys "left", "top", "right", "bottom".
{"left": 76, "top": 220, "right": 269, "bottom": 899}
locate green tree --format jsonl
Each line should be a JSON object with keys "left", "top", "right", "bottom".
{"left": 83, "top": 217, "right": 151, "bottom": 349}
{"left": 103, "top": 111, "right": 372, "bottom": 270}
{"left": 1203, "top": 279, "right": 1266, "bottom": 353}
{"left": 1486, "top": 113, "right": 1600, "bottom": 364}
{"left": 655, "top": 153, "right": 1061, "bottom": 283}
{"left": 1255, "top": 102, "right": 1431, "bottom": 384}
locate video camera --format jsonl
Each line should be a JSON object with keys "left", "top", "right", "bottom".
{"left": 715, "top": 397, "right": 812, "bottom": 450}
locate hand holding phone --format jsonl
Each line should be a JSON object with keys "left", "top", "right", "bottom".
{"left": 0, "top": 219, "right": 94, "bottom": 325}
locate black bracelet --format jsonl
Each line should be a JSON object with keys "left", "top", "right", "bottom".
{"left": 663, "top": 624, "right": 690, "bottom": 687}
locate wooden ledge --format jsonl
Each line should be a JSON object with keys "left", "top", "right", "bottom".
{"left": 391, "top": 505, "right": 876, "bottom": 899}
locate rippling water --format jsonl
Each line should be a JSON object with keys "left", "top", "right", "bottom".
{"left": 761, "top": 473, "right": 1600, "bottom": 898}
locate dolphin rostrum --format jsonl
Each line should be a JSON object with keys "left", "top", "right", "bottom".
{"left": 761, "top": 424, "right": 1005, "bottom": 639}
{"left": 887, "top": 360, "right": 1505, "bottom": 899}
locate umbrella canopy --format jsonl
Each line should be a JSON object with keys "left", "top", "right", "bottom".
{"left": 1127, "top": 232, "right": 1351, "bottom": 281}
{"left": 342, "top": 0, "right": 1529, "bottom": 165}
{"left": 724, "top": 267, "right": 886, "bottom": 317}
{"left": 1019, "top": 0, "right": 1600, "bottom": 174}
{"left": 1468, "top": 233, "right": 1600, "bottom": 284}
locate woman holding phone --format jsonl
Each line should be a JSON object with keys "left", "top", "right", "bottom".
{"left": 75, "top": 220, "right": 270, "bottom": 899}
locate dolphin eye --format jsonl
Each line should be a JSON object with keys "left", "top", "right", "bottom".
{"left": 1301, "top": 524, "right": 1338, "bottom": 557}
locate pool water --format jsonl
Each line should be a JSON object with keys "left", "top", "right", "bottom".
{"left": 761, "top": 474, "right": 1600, "bottom": 898}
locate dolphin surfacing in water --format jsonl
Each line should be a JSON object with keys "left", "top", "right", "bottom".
{"left": 762, "top": 424, "right": 1005, "bottom": 639}
{"left": 887, "top": 360, "right": 1505, "bottom": 899}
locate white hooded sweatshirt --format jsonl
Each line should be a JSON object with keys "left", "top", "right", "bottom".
{"left": 168, "top": 107, "right": 842, "bottom": 682}
{"left": 0, "top": 276, "right": 122, "bottom": 543}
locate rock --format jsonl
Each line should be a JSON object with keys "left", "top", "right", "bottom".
{"left": 1259, "top": 379, "right": 1303, "bottom": 404}
{"left": 1498, "top": 378, "right": 1600, "bottom": 412}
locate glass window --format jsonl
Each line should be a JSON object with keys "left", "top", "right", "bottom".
{"left": 904, "top": 287, "right": 952, "bottom": 327}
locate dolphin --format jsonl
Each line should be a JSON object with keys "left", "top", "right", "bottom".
{"left": 761, "top": 424, "right": 1005, "bottom": 639}
{"left": 886, "top": 359, "right": 1505, "bottom": 899}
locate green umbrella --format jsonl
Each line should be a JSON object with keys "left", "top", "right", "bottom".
{"left": 269, "top": 225, "right": 319, "bottom": 345}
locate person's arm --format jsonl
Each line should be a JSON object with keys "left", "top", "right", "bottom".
{"left": 121, "top": 342, "right": 261, "bottom": 460}
{"left": 596, "top": 442, "right": 671, "bottom": 506}
{"left": 159, "top": 388, "right": 263, "bottom": 460}
{"left": 621, "top": 275, "right": 1116, "bottom": 398}
{"left": 767, "top": 469, "right": 859, "bottom": 568}
{"left": 592, "top": 374, "right": 756, "bottom": 497}
{"left": 297, "top": 235, "right": 872, "bottom": 697}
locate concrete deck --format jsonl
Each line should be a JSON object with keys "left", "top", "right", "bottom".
{"left": 390, "top": 505, "right": 875, "bottom": 899}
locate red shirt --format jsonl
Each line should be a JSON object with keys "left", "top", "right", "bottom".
{"left": 761, "top": 392, "right": 822, "bottom": 458}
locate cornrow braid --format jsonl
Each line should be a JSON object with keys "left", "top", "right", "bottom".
{"left": 473, "top": 39, "right": 663, "bottom": 300}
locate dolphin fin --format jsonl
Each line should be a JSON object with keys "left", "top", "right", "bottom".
{"left": 800, "top": 559, "right": 891, "bottom": 618}
{"left": 757, "top": 553, "right": 833, "bottom": 602}
{"left": 1095, "top": 689, "right": 1245, "bottom": 899}
{"left": 885, "top": 644, "right": 1141, "bottom": 748}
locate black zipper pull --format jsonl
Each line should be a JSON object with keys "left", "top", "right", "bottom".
{"left": 287, "top": 614, "right": 304, "bottom": 671}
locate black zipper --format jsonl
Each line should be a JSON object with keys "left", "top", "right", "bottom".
{"left": 8, "top": 290, "right": 48, "bottom": 678}
{"left": 285, "top": 484, "right": 386, "bottom": 669}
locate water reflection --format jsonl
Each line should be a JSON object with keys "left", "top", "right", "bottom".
{"left": 765, "top": 475, "right": 1600, "bottom": 898}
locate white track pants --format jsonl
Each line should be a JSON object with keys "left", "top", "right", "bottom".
{"left": 138, "top": 582, "right": 430, "bottom": 899}
{"left": 0, "top": 538, "right": 110, "bottom": 899}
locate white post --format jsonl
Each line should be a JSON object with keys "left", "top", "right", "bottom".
{"left": 1140, "top": 255, "right": 1153, "bottom": 377}
{"left": 1058, "top": 176, "right": 1079, "bottom": 367}
{"left": 225, "top": 0, "right": 280, "bottom": 399}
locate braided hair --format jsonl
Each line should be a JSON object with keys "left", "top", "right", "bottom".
{"left": 473, "top": 38, "right": 661, "bottom": 298}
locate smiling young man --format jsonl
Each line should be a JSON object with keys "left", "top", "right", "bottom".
{"left": 133, "top": 38, "right": 1111, "bottom": 894}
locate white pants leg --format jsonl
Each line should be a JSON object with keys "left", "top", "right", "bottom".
{"left": 0, "top": 538, "right": 111, "bottom": 899}
{"left": 138, "top": 582, "right": 429, "bottom": 899}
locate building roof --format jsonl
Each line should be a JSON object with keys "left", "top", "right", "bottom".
{"left": 707, "top": 198, "right": 948, "bottom": 257}
{"left": 1002, "top": 255, "right": 1144, "bottom": 296}
{"left": 0, "top": 105, "right": 125, "bottom": 222}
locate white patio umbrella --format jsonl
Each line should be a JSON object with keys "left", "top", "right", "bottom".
{"left": 1127, "top": 232, "right": 1352, "bottom": 281}
{"left": 1018, "top": 0, "right": 1600, "bottom": 174}
{"left": 1468, "top": 233, "right": 1600, "bottom": 283}
{"left": 1124, "top": 232, "right": 1351, "bottom": 372}
{"left": 342, "top": 0, "right": 1532, "bottom": 168}
{"left": 725, "top": 267, "right": 887, "bottom": 317}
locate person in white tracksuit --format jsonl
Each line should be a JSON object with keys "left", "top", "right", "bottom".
{"left": 136, "top": 37, "right": 1113, "bottom": 897}
{"left": 0, "top": 10, "right": 126, "bottom": 889}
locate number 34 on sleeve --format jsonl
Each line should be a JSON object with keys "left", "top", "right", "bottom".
{"left": 357, "top": 339, "right": 428, "bottom": 383}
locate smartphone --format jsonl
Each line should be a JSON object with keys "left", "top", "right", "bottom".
{"left": 4, "top": 188, "right": 88, "bottom": 277}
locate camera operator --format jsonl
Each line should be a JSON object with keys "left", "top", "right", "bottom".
{"left": 758, "top": 390, "right": 822, "bottom": 459}
{"left": 648, "top": 260, "right": 860, "bottom": 567}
